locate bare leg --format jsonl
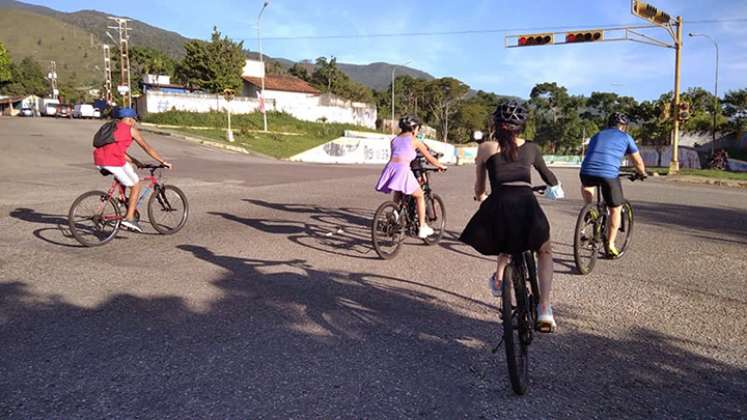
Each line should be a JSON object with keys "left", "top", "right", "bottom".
{"left": 411, "top": 189, "right": 427, "bottom": 228}
{"left": 126, "top": 182, "right": 141, "bottom": 220}
{"left": 607, "top": 205, "right": 622, "bottom": 246}
{"left": 393, "top": 191, "right": 402, "bottom": 205}
{"left": 537, "top": 240, "right": 553, "bottom": 309}
{"left": 495, "top": 254, "right": 510, "bottom": 284}
{"left": 581, "top": 186, "right": 595, "bottom": 205}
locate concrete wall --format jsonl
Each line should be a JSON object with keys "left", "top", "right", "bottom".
{"left": 141, "top": 89, "right": 377, "bottom": 129}
{"left": 137, "top": 91, "right": 267, "bottom": 115}
{"left": 637, "top": 145, "right": 701, "bottom": 169}
{"left": 289, "top": 133, "right": 457, "bottom": 165}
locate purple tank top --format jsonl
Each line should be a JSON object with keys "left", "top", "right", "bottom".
{"left": 390, "top": 135, "right": 416, "bottom": 164}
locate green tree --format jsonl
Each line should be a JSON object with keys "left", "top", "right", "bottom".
{"left": 310, "top": 56, "right": 374, "bottom": 103}
{"left": 0, "top": 56, "right": 48, "bottom": 96}
{"left": 288, "top": 62, "right": 311, "bottom": 82}
{"left": 112, "top": 46, "right": 178, "bottom": 96}
{"left": 722, "top": 88, "right": 747, "bottom": 135}
{"left": 423, "top": 77, "right": 470, "bottom": 142}
{"left": 0, "top": 42, "right": 11, "bottom": 84}
{"left": 176, "top": 27, "right": 245, "bottom": 93}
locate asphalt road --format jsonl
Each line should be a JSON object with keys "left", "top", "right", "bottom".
{"left": 1, "top": 117, "right": 745, "bottom": 419}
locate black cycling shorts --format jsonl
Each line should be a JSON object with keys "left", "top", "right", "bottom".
{"left": 580, "top": 174, "right": 625, "bottom": 207}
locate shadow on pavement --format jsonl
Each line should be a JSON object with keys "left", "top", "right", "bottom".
{"left": 9, "top": 207, "right": 83, "bottom": 248}
{"left": 1, "top": 246, "right": 743, "bottom": 418}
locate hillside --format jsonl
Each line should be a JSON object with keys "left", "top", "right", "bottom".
{"left": 0, "top": 0, "right": 436, "bottom": 92}
{"left": 0, "top": 8, "right": 103, "bottom": 86}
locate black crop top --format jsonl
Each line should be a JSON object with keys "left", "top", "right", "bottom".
{"left": 485, "top": 142, "right": 558, "bottom": 190}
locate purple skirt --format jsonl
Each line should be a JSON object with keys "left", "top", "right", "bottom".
{"left": 375, "top": 163, "right": 420, "bottom": 195}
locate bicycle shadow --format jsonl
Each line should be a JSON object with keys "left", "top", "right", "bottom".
{"left": 210, "top": 202, "right": 377, "bottom": 259}
{"left": 9, "top": 207, "right": 156, "bottom": 248}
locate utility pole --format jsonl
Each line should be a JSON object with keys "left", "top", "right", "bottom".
{"left": 102, "top": 44, "right": 113, "bottom": 104}
{"left": 257, "top": 1, "right": 270, "bottom": 132}
{"left": 107, "top": 17, "right": 132, "bottom": 107}
{"left": 48, "top": 61, "right": 58, "bottom": 100}
{"left": 669, "top": 15, "right": 683, "bottom": 174}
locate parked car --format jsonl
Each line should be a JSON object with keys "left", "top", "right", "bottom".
{"left": 56, "top": 104, "right": 73, "bottom": 119}
{"left": 44, "top": 103, "right": 58, "bottom": 117}
{"left": 92, "top": 108, "right": 102, "bottom": 119}
{"left": 73, "top": 104, "right": 96, "bottom": 119}
{"left": 19, "top": 107, "right": 34, "bottom": 117}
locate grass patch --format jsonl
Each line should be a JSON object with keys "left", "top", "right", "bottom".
{"left": 144, "top": 111, "right": 379, "bottom": 159}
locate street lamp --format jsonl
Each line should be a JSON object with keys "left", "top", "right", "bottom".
{"left": 391, "top": 60, "right": 412, "bottom": 134}
{"left": 257, "top": 1, "right": 270, "bottom": 132}
{"left": 688, "top": 32, "right": 719, "bottom": 155}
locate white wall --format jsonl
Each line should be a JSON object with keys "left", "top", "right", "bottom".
{"left": 242, "top": 60, "right": 265, "bottom": 78}
{"left": 289, "top": 134, "right": 456, "bottom": 164}
{"left": 139, "top": 91, "right": 268, "bottom": 114}
{"left": 140, "top": 89, "right": 377, "bottom": 128}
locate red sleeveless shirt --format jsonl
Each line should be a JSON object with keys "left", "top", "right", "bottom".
{"left": 93, "top": 122, "right": 133, "bottom": 166}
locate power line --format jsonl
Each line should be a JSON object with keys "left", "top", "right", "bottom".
{"left": 253, "top": 18, "right": 747, "bottom": 41}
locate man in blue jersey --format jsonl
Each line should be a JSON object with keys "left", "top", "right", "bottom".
{"left": 580, "top": 112, "right": 647, "bottom": 256}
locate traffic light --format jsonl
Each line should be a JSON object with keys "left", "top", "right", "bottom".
{"left": 632, "top": 0, "right": 672, "bottom": 26}
{"left": 565, "top": 30, "right": 604, "bottom": 43}
{"left": 677, "top": 101, "right": 691, "bottom": 121}
{"left": 515, "top": 33, "right": 554, "bottom": 47}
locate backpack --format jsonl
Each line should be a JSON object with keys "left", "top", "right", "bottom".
{"left": 93, "top": 120, "right": 118, "bottom": 148}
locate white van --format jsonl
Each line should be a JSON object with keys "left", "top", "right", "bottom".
{"left": 73, "top": 104, "right": 96, "bottom": 119}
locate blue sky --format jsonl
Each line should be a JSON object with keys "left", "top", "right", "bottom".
{"left": 28, "top": 0, "right": 747, "bottom": 101}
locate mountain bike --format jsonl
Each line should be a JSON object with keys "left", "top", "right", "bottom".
{"left": 573, "top": 171, "right": 645, "bottom": 274}
{"left": 491, "top": 186, "right": 545, "bottom": 395}
{"left": 68, "top": 164, "right": 188, "bottom": 247}
{"left": 371, "top": 157, "right": 446, "bottom": 259}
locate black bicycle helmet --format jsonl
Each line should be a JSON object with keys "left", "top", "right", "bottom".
{"left": 492, "top": 101, "right": 528, "bottom": 129}
{"left": 607, "top": 111, "right": 630, "bottom": 127}
{"left": 398, "top": 115, "right": 421, "bottom": 132}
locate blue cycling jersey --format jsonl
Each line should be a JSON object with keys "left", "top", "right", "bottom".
{"left": 580, "top": 128, "right": 639, "bottom": 178}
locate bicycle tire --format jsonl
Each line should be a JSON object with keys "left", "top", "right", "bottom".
{"left": 573, "top": 204, "right": 601, "bottom": 275}
{"left": 148, "top": 184, "right": 189, "bottom": 235}
{"left": 524, "top": 251, "right": 540, "bottom": 324}
{"left": 422, "top": 193, "right": 446, "bottom": 246}
{"left": 371, "top": 201, "right": 404, "bottom": 259}
{"left": 502, "top": 262, "right": 530, "bottom": 395}
{"left": 606, "top": 200, "right": 634, "bottom": 259}
{"left": 68, "top": 190, "right": 121, "bottom": 247}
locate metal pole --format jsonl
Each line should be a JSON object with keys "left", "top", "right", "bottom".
{"left": 689, "top": 33, "right": 720, "bottom": 156}
{"left": 669, "top": 16, "right": 683, "bottom": 174}
{"left": 391, "top": 68, "right": 396, "bottom": 135}
{"left": 258, "top": 1, "right": 269, "bottom": 132}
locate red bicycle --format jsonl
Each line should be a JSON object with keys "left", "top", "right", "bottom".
{"left": 67, "top": 163, "right": 188, "bottom": 247}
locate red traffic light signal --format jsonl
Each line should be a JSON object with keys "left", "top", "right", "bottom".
{"left": 515, "top": 33, "right": 554, "bottom": 47}
{"left": 565, "top": 30, "right": 604, "bottom": 43}
{"left": 677, "top": 101, "right": 691, "bottom": 121}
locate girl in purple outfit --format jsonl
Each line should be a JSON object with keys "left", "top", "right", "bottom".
{"left": 375, "top": 116, "right": 446, "bottom": 238}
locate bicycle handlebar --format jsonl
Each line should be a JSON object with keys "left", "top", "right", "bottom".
{"left": 620, "top": 171, "right": 647, "bottom": 182}
{"left": 139, "top": 163, "right": 170, "bottom": 170}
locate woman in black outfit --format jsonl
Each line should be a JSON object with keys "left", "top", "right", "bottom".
{"left": 460, "top": 102, "right": 560, "bottom": 332}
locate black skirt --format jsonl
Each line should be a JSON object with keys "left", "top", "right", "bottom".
{"left": 459, "top": 186, "right": 550, "bottom": 255}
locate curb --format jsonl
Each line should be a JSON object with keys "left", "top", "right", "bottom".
{"left": 664, "top": 175, "right": 747, "bottom": 189}
{"left": 140, "top": 126, "right": 276, "bottom": 160}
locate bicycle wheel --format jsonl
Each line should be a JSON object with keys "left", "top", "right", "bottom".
{"left": 371, "top": 201, "right": 404, "bottom": 259}
{"left": 573, "top": 204, "right": 601, "bottom": 275}
{"left": 422, "top": 193, "right": 446, "bottom": 246}
{"left": 68, "top": 190, "right": 121, "bottom": 247}
{"left": 502, "top": 262, "right": 530, "bottom": 395}
{"left": 148, "top": 185, "right": 189, "bottom": 234}
{"left": 606, "top": 200, "right": 634, "bottom": 259}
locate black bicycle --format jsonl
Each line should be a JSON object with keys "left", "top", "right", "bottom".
{"left": 573, "top": 171, "right": 645, "bottom": 274}
{"left": 371, "top": 153, "right": 446, "bottom": 260}
{"left": 491, "top": 186, "right": 545, "bottom": 395}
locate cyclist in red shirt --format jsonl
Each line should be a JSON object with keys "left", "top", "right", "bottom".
{"left": 93, "top": 107, "right": 171, "bottom": 232}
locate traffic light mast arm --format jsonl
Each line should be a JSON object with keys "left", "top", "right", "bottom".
{"left": 505, "top": 24, "right": 672, "bottom": 48}
{"left": 626, "top": 28, "right": 674, "bottom": 48}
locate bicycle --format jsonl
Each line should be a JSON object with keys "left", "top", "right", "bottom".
{"left": 68, "top": 163, "right": 189, "bottom": 247}
{"left": 573, "top": 171, "right": 645, "bottom": 274}
{"left": 371, "top": 155, "right": 446, "bottom": 260}
{"left": 489, "top": 186, "right": 546, "bottom": 395}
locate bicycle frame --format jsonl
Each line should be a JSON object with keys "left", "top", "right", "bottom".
{"left": 98, "top": 169, "right": 162, "bottom": 222}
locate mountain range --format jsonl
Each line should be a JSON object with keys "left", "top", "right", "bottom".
{"left": 0, "top": 0, "right": 433, "bottom": 90}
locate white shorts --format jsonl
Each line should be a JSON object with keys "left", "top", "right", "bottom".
{"left": 97, "top": 162, "right": 140, "bottom": 187}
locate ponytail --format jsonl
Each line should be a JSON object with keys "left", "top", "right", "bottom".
{"left": 494, "top": 123, "right": 520, "bottom": 161}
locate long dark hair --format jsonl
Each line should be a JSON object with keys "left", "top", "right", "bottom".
{"left": 493, "top": 122, "right": 520, "bottom": 162}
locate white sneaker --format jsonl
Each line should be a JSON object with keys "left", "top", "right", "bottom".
{"left": 536, "top": 304, "right": 557, "bottom": 333}
{"left": 418, "top": 225, "right": 435, "bottom": 238}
